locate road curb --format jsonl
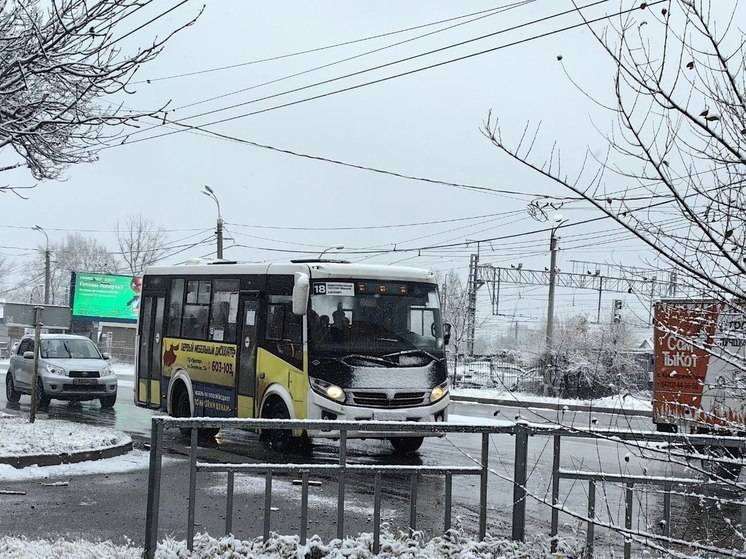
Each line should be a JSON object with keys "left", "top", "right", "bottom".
{"left": 451, "top": 395, "right": 653, "bottom": 418}
{"left": 0, "top": 438, "right": 133, "bottom": 469}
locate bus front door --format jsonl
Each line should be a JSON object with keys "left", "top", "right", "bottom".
{"left": 236, "top": 294, "right": 260, "bottom": 417}
{"left": 137, "top": 295, "right": 165, "bottom": 409}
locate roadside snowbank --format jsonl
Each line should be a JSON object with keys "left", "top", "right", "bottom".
{"left": 0, "top": 449, "right": 157, "bottom": 482}
{"left": 0, "top": 416, "right": 130, "bottom": 458}
{"left": 452, "top": 388, "right": 653, "bottom": 412}
{"left": 0, "top": 530, "right": 558, "bottom": 558}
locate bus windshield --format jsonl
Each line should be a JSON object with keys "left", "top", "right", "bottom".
{"left": 309, "top": 280, "right": 444, "bottom": 358}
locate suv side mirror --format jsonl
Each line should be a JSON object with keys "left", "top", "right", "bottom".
{"left": 23, "top": 351, "right": 34, "bottom": 360}
{"left": 102, "top": 352, "right": 111, "bottom": 360}
{"left": 292, "top": 272, "right": 310, "bottom": 316}
{"left": 442, "top": 322, "right": 452, "bottom": 346}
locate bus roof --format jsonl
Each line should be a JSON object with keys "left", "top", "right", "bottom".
{"left": 144, "top": 261, "right": 437, "bottom": 284}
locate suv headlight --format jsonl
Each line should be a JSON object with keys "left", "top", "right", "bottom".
{"left": 430, "top": 381, "right": 449, "bottom": 403}
{"left": 102, "top": 365, "right": 113, "bottom": 377}
{"left": 310, "top": 377, "right": 346, "bottom": 403}
{"left": 46, "top": 364, "right": 66, "bottom": 376}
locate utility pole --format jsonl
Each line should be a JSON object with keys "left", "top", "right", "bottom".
{"left": 216, "top": 216, "right": 224, "bottom": 259}
{"left": 202, "top": 185, "right": 223, "bottom": 259}
{"left": 466, "top": 252, "right": 480, "bottom": 356}
{"left": 545, "top": 232, "right": 559, "bottom": 351}
{"left": 544, "top": 216, "right": 567, "bottom": 396}
{"left": 44, "top": 248, "right": 51, "bottom": 304}
{"left": 30, "top": 306, "right": 44, "bottom": 423}
{"left": 32, "top": 225, "right": 50, "bottom": 304}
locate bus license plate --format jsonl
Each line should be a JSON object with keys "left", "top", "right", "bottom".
{"left": 73, "top": 378, "right": 98, "bottom": 385}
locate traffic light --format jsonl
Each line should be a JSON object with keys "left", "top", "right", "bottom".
{"left": 612, "top": 299, "right": 623, "bottom": 323}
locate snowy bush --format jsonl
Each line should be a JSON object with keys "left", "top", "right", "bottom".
{"left": 155, "top": 529, "right": 559, "bottom": 559}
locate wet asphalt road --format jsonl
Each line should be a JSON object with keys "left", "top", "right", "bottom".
{"left": 0, "top": 363, "right": 742, "bottom": 555}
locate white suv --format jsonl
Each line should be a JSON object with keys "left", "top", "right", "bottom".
{"left": 6, "top": 334, "right": 118, "bottom": 408}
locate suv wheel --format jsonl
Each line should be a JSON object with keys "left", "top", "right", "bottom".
{"left": 36, "top": 379, "right": 51, "bottom": 409}
{"left": 5, "top": 373, "right": 20, "bottom": 403}
{"left": 100, "top": 393, "right": 117, "bottom": 408}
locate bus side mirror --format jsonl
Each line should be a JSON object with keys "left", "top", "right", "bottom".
{"left": 443, "top": 322, "right": 452, "bottom": 345}
{"left": 292, "top": 272, "right": 310, "bottom": 316}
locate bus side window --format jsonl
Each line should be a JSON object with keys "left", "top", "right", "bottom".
{"left": 265, "top": 298, "right": 302, "bottom": 365}
{"left": 167, "top": 279, "right": 184, "bottom": 337}
{"left": 266, "top": 304, "right": 285, "bottom": 340}
{"left": 210, "top": 280, "right": 239, "bottom": 343}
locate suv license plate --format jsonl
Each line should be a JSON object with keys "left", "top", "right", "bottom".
{"left": 374, "top": 411, "right": 405, "bottom": 421}
{"left": 72, "top": 378, "right": 98, "bottom": 385}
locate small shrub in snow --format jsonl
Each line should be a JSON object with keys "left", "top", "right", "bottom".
{"left": 0, "top": 536, "right": 140, "bottom": 558}
{"left": 155, "top": 529, "right": 557, "bottom": 558}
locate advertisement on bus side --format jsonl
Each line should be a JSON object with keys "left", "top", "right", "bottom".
{"left": 162, "top": 337, "right": 238, "bottom": 416}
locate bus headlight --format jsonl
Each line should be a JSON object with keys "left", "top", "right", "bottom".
{"left": 326, "top": 385, "right": 345, "bottom": 402}
{"left": 310, "top": 377, "right": 346, "bottom": 403}
{"left": 430, "top": 382, "right": 448, "bottom": 402}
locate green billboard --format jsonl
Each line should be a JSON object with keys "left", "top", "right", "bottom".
{"left": 70, "top": 272, "right": 141, "bottom": 322}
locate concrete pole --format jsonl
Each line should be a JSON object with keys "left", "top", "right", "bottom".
{"left": 545, "top": 233, "right": 558, "bottom": 349}
{"left": 44, "top": 248, "right": 50, "bottom": 304}
{"left": 544, "top": 232, "right": 558, "bottom": 396}
{"left": 29, "top": 306, "right": 44, "bottom": 423}
{"left": 216, "top": 217, "right": 224, "bottom": 260}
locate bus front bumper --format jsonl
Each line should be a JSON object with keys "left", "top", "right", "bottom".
{"left": 305, "top": 388, "right": 449, "bottom": 439}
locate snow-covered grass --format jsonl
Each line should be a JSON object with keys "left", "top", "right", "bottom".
{"left": 0, "top": 537, "right": 140, "bottom": 559}
{"left": 452, "top": 388, "right": 653, "bottom": 412}
{"left": 0, "top": 530, "right": 560, "bottom": 558}
{"left": 0, "top": 416, "right": 130, "bottom": 458}
{"left": 0, "top": 450, "right": 157, "bottom": 482}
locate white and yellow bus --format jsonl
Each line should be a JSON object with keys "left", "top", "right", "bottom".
{"left": 134, "top": 260, "right": 450, "bottom": 453}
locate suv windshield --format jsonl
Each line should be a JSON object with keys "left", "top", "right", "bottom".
{"left": 309, "top": 280, "right": 443, "bottom": 357}
{"left": 41, "top": 338, "right": 101, "bottom": 359}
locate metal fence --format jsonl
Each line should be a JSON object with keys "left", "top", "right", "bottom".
{"left": 451, "top": 355, "right": 543, "bottom": 393}
{"left": 450, "top": 354, "right": 649, "bottom": 398}
{"left": 143, "top": 417, "right": 746, "bottom": 559}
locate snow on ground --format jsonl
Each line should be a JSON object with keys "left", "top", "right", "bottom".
{"left": 452, "top": 388, "right": 653, "bottom": 412}
{"left": 0, "top": 537, "right": 141, "bottom": 559}
{"left": 446, "top": 414, "right": 515, "bottom": 427}
{"left": 206, "top": 473, "right": 398, "bottom": 518}
{"left": 0, "top": 416, "right": 130, "bottom": 458}
{"left": 111, "top": 362, "right": 135, "bottom": 388}
{"left": 0, "top": 530, "right": 559, "bottom": 558}
{"left": 0, "top": 450, "right": 169, "bottom": 482}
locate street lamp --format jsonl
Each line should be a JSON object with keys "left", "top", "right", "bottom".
{"left": 32, "top": 225, "right": 50, "bottom": 304}
{"left": 201, "top": 185, "right": 223, "bottom": 259}
{"left": 318, "top": 245, "right": 344, "bottom": 259}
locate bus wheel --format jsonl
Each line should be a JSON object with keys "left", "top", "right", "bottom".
{"left": 172, "top": 387, "right": 219, "bottom": 440}
{"left": 264, "top": 399, "right": 291, "bottom": 453}
{"left": 390, "top": 437, "right": 424, "bottom": 455}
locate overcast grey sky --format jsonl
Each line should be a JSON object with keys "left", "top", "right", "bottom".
{"left": 2, "top": 1, "right": 696, "bottom": 334}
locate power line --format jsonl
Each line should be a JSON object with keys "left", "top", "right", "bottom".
{"left": 119, "top": 0, "right": 614, "bottom": 142}
{"left": 119, "top": 129, "right": 579, "bottom": 201}
{"left": 169, "top": 0, "right": 534, "bottom": 113}
{"left": 226, "top": 209, "right": 528, "bottom": 231}
{"left": 131, "top": 3, "right": 531, "bottom": 84}
{"left": 0, "top": 224, "right": 208, "bottom": 234}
